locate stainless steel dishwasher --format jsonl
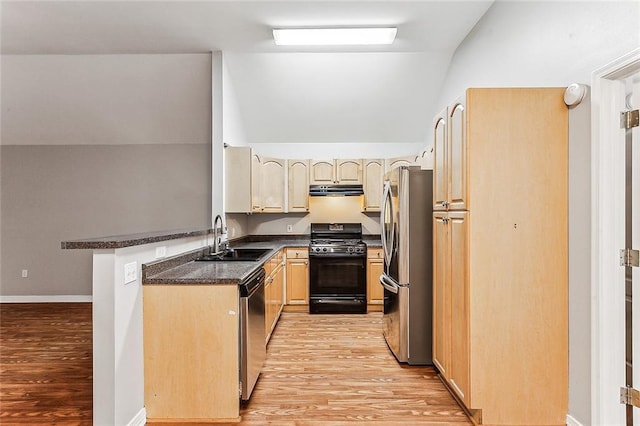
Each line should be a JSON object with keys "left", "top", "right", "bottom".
{"left": 239, "top": 267, "right": 266, "bottom": 401}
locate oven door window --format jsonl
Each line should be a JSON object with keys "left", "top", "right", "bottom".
{"left": 309, "top": 257, "right": 366, "bottom": 295}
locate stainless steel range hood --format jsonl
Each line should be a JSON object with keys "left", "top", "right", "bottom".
{"left": 309, "top": 184, "right": 364, "bottom": 196}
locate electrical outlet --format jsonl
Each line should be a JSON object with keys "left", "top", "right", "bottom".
{"left": 124, "top": 262, "right": 137, "bottom": 284}
{"left": 287, "top": 225, "right": 293, "bottom": 233}
{"left": 21, "top": 269, "right": 28, "bottom": 278}
{"left": 155, "top": 246, "right": 167, "bottom": 258}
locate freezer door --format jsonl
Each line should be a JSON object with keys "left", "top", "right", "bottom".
{"left": 381, "top": 273, "right": 408, "bottom": 362}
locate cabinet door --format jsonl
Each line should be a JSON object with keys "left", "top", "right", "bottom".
{"left": 251, "top": 153, "right": 262, "bottom": 213}
{"left": 224, "top": 146, "right": 252, "bottom": 213}
{"left": 384, "top": 156, "right": 416, "bottom": 172}
{"left": 335, "top": 159, "right": 362, "bottom": 184}
{"left": 143, "top": 285, "right": 239, "bottom": 420}
{"left": 362, "top": 159, "right": 384, "bottom": 212}
{"left": 367, "top": 249, "right": 384, "bottom": 305}
{"left": 264, "top": 277, "right": 273, "bottom": 341}
{"left": 449, "top": 211, "right": 469, "bottom": 404}
{"left": 433, "top": 109, "right": 448, "bottom": 210}
{"left": 448, "top": 98, "right": 467, "bottom": 210}
{"left": 261, "top": 157, "right": 286, "bottom": 213}
{"left": 286, "top": 257, "right": 309, "bottom": 305}
{"left": 273, "top": 262, "right": 285, "bottom": 319}
{"left": 432, "top": 212, "right": 451, "bottom": 380}
{"left": 419, "top": 146, "right": 433, "bottom": 170}
{"left": 310, "top": 160, "right": 335, "bottom": 184}
{"left": 288, "top": 160, "right": 309, "bottom": 212}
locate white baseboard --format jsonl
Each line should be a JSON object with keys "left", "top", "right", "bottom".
{"left": 566, "top": 414, "right": 584, "bottom": 426}
{"left": 0, "top": 295, "right": 92, "bottom": 303}
{"left": 127, "top": 407, "right": 146, "bottom": 426}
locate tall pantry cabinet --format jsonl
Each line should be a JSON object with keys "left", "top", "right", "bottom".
{"left": 432, "top": 88, "right": 568, "bottom": 426}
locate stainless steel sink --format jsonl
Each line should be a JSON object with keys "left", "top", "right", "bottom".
{"left": 195, "top": 248, "right": 271, "bottom": 262}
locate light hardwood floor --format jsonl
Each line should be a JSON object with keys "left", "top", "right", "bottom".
{"left": 240, "top": 312, "right": 471, "bottom": 425}
{"left": 0, "top": 304, "right": 470, "bottom": 425}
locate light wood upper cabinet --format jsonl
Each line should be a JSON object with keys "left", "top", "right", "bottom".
{"left": 432, "top": 88, "right": 568, "bottom": 425}
{"left": 448, "top": 99, "right": 467, "bottom": 211}
{"left": 418, "top": 146, "right": 434, "bottom": 170}
{"left": 251, "top": 152, "right": 262, "bottom": 212}
{"left": 433, "top": 109, "right": 448, "bottom": 211}
{"left": 285, "top": 248, "right": 308, "bottom": 306}
{"left": 310, "top": 159, "right": 362, "bottom": 184}
{"left": 433, "top": 97, "right": 467, "bottom": 211}
{"left": 384, "top": 155, "right": 418, "bottom": 172}
{"left": 225, "top": 146, "right": 254, "bottom": 213}
{"left": 260, "top": 157, "right": 286, "bottom": 213}
{"left": 335, "top": 159, "right": 362, "bottom": 184}
{"left": 287, "top": 160, "right": 309, "bottom": 212}
{"left": 309, "top": 160, "right": 335, "bottom": 184}
{"left": 362, "top": 159, "right": 384, "bottom": 212}
{"left": 224, "top": 147, "right": 285, "bottom": 213}
{"left": 433, "top": 98, "right": 468, "bottom": 211}
{"left": 366, "top": 248, "right": 384, "bottom": 306}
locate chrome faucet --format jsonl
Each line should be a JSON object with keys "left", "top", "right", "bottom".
{"left": 212, "top": 214, "right": 228, "bottom": 255}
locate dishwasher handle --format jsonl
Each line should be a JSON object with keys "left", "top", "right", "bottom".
{"left": 240, "top": 267, "right": 266, "bottom": 297}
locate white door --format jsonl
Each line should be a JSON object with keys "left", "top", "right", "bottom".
{"left": 628, "top": 72, "right": 640, "bottom": 425}
{"left": 593, "top": 49, "right": 640, "bottom": 426}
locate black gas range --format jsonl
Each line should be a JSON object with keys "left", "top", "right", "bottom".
{"left": 308, "top": 223, "right": 367, "bottom": 314}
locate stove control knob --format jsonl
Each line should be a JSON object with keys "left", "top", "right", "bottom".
{"left": 347, "top": 247, "right": 354, "bottom": 253}
{"left": 322, "top": 247, "right": 328, "bottom": 252}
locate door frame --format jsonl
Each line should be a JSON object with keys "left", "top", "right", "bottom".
{"left": 592, "top": 48, "right": 640, "bottom": 425}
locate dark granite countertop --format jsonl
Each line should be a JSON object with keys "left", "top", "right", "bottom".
{"left": 142, "top": 239, "right": 309, "bottom": 285}
{"left": 61, "top": 228, "right": 213, "bottom": 250}
{"left": 142, "top": 236, "right": 382, "bottom": 285}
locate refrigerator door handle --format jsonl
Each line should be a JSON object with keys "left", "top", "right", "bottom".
{"left": 380, "top": 273, "right": 399, "bottom": 294}
{"left": 380, "top": 180, "right": 395, "bottom": 266}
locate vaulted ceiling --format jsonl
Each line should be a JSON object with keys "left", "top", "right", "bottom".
{"left": 1, "top": 1, "right": 494, "bottom": 146}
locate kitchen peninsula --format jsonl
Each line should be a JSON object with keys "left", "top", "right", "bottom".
{"left": 62, "top": 228, "right": 380, "bottom": 424}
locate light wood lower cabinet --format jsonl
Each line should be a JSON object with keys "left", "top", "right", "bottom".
{"left": 143, "top": 284, "right": 240, "bottom": 422}
{"left": 265, "top": 250, "right": 285, "bottom": 344}
{"left": 285, "top": 248, "right": 309, "bottom": 310}
{"left": 366, "top": 248, "right": 384, "bottom": 309}
{"left": 433, "top": 212, "right": 451, "bottom": 380}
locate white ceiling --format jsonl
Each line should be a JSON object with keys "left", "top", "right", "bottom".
{"left": 1, "top": 1, "right": 494, "bottom": 147}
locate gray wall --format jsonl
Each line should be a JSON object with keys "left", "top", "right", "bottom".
{"left": 434, "top": 2, "right": 639, "bottom": 424}
{"left": 1, "top": 54, "right": 212, "bottom": 297}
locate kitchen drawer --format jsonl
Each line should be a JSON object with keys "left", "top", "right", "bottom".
{"left": 286, "top": 248, "right": 308, "bottom": 259}
{"left": 367, "top": 248, "right": 383, "bottom": 260}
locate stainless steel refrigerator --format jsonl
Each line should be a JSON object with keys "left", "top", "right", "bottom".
{"left": 380, "top": 166, "right": 433, "bottom": 365}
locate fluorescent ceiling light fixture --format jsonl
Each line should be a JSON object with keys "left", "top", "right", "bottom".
{"left": 273, "top": 27, "right": 397, "bottom": 46}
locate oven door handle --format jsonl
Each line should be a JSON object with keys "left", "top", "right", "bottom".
{"left": 379, "top": 274, "right": 399, "bottom": 294}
